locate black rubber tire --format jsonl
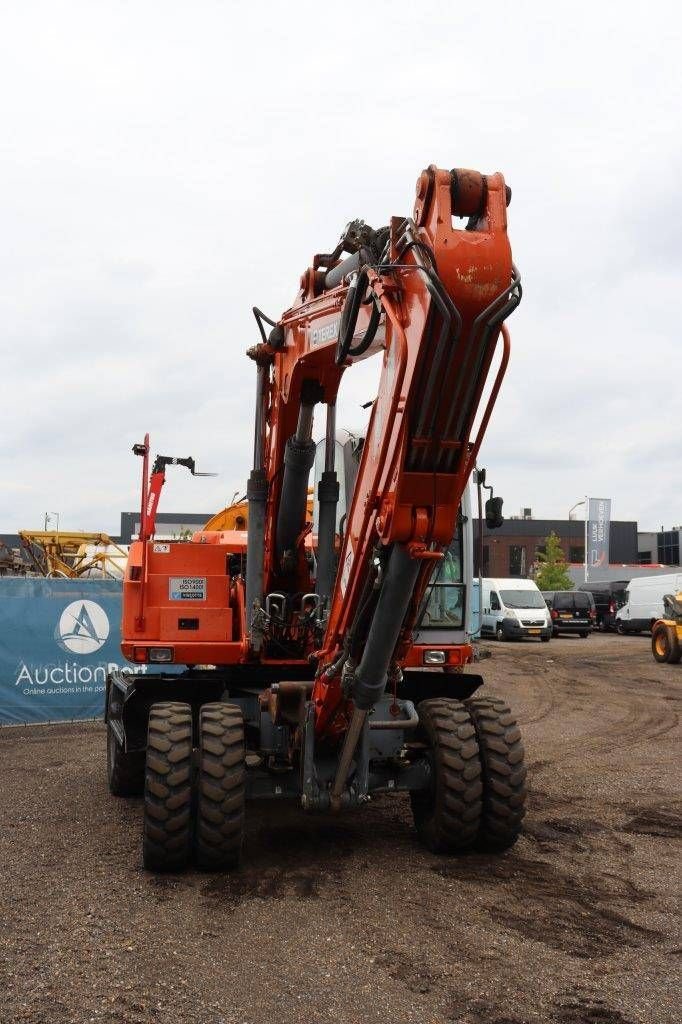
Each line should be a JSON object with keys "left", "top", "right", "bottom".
{"left": 142, "top": 702, "right": 193, "bottom": 871}
{"left": 579, "top": 632, "right": 589, "bottom": 639}
{"left": 194, "top": 703, "right": 246, "bottom": 870}
{"left": 410, "top": 699, "right": 482, "bottom": 853}
{"left": 465, "top": 695, "right": 527, "bottom": 851}
{"left": 107, "top": 725, "right": 144, "bottom": 796}
{"left": 541, "top": 635, "right": 550, "bottom": 643}
{"left": 652, "top": 622, "right": 681, "bottom": 664}
{"left": 495, "top": 625, "right": 505, "bottom": 642}
{"left": 616, "top": 621, "right": 626, "bottom": 635}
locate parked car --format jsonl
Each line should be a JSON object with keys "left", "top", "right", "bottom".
{"left": 542, "top": 590, "right": 596, "bottom": 637}
{"left": 616, "top": 573, "right": 682, "bottom": 634}
{"left": 577, "top": 580, "right": 629, "bottom": 631}
{"left": 480, "top": 578, "right": 552, "bottom": 641}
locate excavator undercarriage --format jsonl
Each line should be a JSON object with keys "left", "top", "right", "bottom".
{"left": 106, "top": 164, "right": 526, "bottom": 870}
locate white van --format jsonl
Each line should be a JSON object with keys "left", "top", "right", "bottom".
{"left": 615, "top": 573, "right": 682, "bottom": 634}
{"left": 481, "top": 578, "right": 552, "bottom": 642}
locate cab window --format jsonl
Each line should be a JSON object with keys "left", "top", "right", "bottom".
{"left": 490, "top": 592, "right": 501, "bottom": 611}
{"left": 417, "top": 523, "right": 464, "bottom": 629}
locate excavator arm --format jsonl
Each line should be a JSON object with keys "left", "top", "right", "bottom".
{"left": 245, "top": 166, "right": 521, "bottom": 763}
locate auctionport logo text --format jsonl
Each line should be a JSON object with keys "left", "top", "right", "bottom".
{"left": 55, "top": 600, "right": 110, "bottom": 655}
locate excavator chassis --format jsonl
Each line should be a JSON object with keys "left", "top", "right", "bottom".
{"left": 106, "top": 666, "right": 483, "bottom": 805}
{"left": 105, "top": 666, "right": 528, "bottom": 872}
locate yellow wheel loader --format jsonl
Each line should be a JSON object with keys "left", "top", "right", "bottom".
{"left": 651, "top": 593, "right": 682, "bottom": 664}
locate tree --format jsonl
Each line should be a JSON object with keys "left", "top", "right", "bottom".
{"left": 534, "top": 531, "right": 574, "bottom": 591}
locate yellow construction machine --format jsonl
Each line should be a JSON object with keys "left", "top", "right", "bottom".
{"left": 651, "top": 593, "right": 682, "bottom": 664}
{"left": 19, "top": 531, "right": 128, "bottom": 579}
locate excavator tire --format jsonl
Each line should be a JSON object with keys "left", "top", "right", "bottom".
{"left": 465, "top": 695, "right": 527, "bottom": 851}
{"left": 652, "top": 622, "right": 681, "bottom": 664}
{"left": 142, "top": 702, "right": 193, "bottom": 871}
{"left": 194, "top": 702, "right": 246, "bottom": 870}
{"left": 410, "top": 698, "right": 482, "bottom": 853}
{"left": 107, "top": 725, "right": 144, "bottom": 796}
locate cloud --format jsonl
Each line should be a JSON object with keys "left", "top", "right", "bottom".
{"left": 0, "top": 1, "right": 680, "bottom": 539}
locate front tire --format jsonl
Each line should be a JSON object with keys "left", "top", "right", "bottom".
{"left": 194, "top": 703, "right": 246, "bottom": 870}
{"left": 465, "top": 696, "right": 527, "bottom": 851}
{"left": 142, "top": 702, "right": 193, "bottom": 871}
{"left": 410, "top": 699, "right": 482, "bottom": 853}
{"left": 495, "top": 625, "right": 505, "bottom": 642}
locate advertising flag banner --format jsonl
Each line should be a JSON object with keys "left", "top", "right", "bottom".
{"left": 586, "top": 498, "right": 611, "bottom": 574}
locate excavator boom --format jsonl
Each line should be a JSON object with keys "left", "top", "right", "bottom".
{"left": 245, "top": 167, "right": 519, "bottom": 746}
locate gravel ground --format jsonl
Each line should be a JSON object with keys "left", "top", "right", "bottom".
{"left": 0, "top": 633, "right": 679, "bottom": 1024}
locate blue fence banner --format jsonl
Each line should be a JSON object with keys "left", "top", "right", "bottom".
{"left": 0, "top": 578, "right": 166, "bottom": 725}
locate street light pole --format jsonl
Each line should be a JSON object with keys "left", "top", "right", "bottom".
{"left": 44, "top": 512, "right": 60, "bottom": 533}
{"left": 568, "top": 500, "right": 586, "bottom": 584}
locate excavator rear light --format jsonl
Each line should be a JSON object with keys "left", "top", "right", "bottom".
{"left": 132, "top": 647, "right": 149, "bottom": 663}
{"left": 149, "top": 647, "right": 174, "bottom": 663}
{"left": 423, "top": 650, "right": 446, "bottom": 665}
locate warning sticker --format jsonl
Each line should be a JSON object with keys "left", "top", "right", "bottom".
{"left": 169, "top": 577, "right": 207, "bottom": 601}
{"left": 339, "top": 549, "right": 353, "bottom": 597}
{"left": 153, "top": 543, "right": 170, "bottom": 553}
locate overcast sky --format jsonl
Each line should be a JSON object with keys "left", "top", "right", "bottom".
{"left": 1, "top": 2, "right": 680, "bottom": 538}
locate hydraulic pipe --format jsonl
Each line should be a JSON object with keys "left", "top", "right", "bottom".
{"left": 246, "top": 365, "right": 268, "bottom": 638}
{"left": 276, "top": 398, "right": 317, "bottom": 572}
{"left": 330, "top": 708, "right": 367, "bottom": 808}
{"left": 324, "top": 252, "right": 361, "bottom": 291}
{"left": 331, "top": 544, "right": 421, "bottom": 803}
{"left": 315, "top": 404, "right": 339, "bottom": 611}
{"left": 252, "top": 364, "right": 267, "bottom": 472}
{"left": 353, "top": 545, "right": 421, "bottom": 710}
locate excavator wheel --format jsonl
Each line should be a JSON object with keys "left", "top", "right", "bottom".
{"left": 465, "top": 696, "right": 527, "bottom": 851}
{"left": 410, "top": 699, "right": 482, "bottom": 853}
{"left": 651, "top": 622, "right": 681, "bottom": 664}
{"left": 142, "top": 702, "right": 193, "bottom": 871}
{"left": 194, "top": 702, "right": 246, "bottom": 871}
{"left": 107, "top": 726, "right": 144, "bottom": 796}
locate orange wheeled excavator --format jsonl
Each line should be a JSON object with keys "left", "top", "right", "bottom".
{"left": 105, "top": 165, "right": 525, "bottom": 870}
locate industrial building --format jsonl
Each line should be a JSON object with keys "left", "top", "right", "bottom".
{"left": 637, "top": 527, "right": 682, "bottom": 566}
{"left": 473, "top": 515, "right": 639, "bottom": 578}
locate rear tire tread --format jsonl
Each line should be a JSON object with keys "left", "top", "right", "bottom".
{"left": 465, "top": 695, "right": 527, "bottom": 851}
{"left": 142, "top": 702, "right": 193, "bottom": 871}
{"left": 194, "top": 702, "right": 246, "bottom": 870}
{"left": 410, "top": 698, "right": 482, "bottom": 854}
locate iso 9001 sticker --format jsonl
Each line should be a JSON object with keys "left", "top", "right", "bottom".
{"left": 169, "top": 576, "right": 207, "bottom": 601}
